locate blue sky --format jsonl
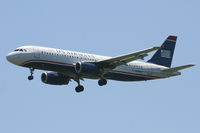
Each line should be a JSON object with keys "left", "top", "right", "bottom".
{"left": 0, "top": 0, "right": 199, "bottom": 133}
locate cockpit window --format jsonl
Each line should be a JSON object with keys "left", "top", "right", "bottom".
{"left": 14, "top": 49, "right": 27, "bottom": 52}
{"left": 14, "top": 49, "right": 19, "bottom": 51}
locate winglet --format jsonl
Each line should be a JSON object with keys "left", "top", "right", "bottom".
{"left": 162, "top": 64, "right": 195, "bottom": 72}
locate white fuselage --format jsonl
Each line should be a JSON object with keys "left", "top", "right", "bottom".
{"left": 6, "top": 46, "right": 180, "bottom": 81}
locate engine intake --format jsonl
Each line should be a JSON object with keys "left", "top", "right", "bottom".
{"left": 75, "top": 62, "right": 101, "bottom": 76}
{"left": 41, "top": 72, "right": 70, "bottom": 85}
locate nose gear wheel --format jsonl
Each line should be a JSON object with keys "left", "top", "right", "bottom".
{"left": 28, "top": 67, "right": 34, "bottom": 80}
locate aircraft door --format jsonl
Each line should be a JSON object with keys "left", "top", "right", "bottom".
{"left": 33, "top": 48, "right": 40, "bottom": 58}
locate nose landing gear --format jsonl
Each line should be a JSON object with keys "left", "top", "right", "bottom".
{"left": 28, "top": 67, "right": 34, "bottom": 80}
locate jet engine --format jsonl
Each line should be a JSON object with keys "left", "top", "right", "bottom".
{"left": 75, "top": 62, "right": 101, "bottom": 76}
{"left": 41, "top": 72, "right": 70, "bottom": 85}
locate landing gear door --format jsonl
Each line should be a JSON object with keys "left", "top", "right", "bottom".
{"left": 34, "top": 48, "right": 40, "bottom": 58}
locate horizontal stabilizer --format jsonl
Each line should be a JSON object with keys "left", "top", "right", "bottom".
{"left": 162, "top": 64, "right": 195, "bottom": 72}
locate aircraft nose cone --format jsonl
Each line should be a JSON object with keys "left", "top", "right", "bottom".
{"left": 6, "top": 53, "right": 12, "bottom": 61}
{"left": 6, "top": 53, "right": 16, "bottom": 63}
{"left": 6, "top": 52, "right": 22, "bottom": 65}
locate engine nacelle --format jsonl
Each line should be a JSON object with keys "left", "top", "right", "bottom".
{"left": 41, "top": 72, "right": 70, "bottom": 85}
{"left": 75, "top": 62, "right": 101, "bottom": 76}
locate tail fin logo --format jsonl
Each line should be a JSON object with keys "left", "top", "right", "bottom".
{"left": 147, "top": 35, "right": 177, "bottom": 67}
{"left": 161, "top": 50, "right": 171, "bottom": 58}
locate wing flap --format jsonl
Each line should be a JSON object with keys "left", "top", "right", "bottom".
{"left": 108, "top": 53, "right": 149, "bottom": 68}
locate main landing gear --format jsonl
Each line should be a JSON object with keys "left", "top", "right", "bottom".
{"left": 98, "top": 79, "right": 107, "bottom": 86}
{"left": 75, "top": 78, "right": 84, "bottom": 93}
{"left": 75, "top": 85, "right": 84, "bottom": 93}
{"left": 74, "top": 78, "right": 107, "bottom": 93}
{"left": 28, "top": 67, "right": 34, "bottom": 80}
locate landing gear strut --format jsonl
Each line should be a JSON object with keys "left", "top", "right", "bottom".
{"left": 75, "top": 77, "right": 84, "bottom": 93}
{"left": 28, "top": 67, "right": 34, "bottom": 80}
{"left": 98, "top": 79, "right": 107, "bottom": 86}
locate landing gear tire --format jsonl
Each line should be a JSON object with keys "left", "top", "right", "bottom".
{"left": 98, "top": 79, "right": 107, "bottom": 86}
{"left": 28, "top": 67, "right": 34, "bottom": 81}
{"left": 28, "top": 75, "right": 34, "bottom": 80}
{"left": 74, "top": 74, "right": 84, "bottom": 93}
{"left": 75, "top": 85, "right": 84, "bottom": 93}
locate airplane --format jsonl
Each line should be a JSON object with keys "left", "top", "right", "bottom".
{"left": 6, "top": 35, "right": 194, "bottom": 93}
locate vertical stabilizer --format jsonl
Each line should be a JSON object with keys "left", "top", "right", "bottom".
{"left": 147, "top": 35, "right": 177, "bottom": 67}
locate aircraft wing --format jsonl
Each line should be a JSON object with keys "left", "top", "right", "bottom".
{"left": 162, "top": 64, "right": 195, "bottom": 72}
{"left": 96, "top": 46, "right": 160, "bottom": 69}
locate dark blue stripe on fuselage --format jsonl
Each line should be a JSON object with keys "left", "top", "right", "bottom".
{"left": 22, "top": 61, "right": 153, "bottom": 81}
